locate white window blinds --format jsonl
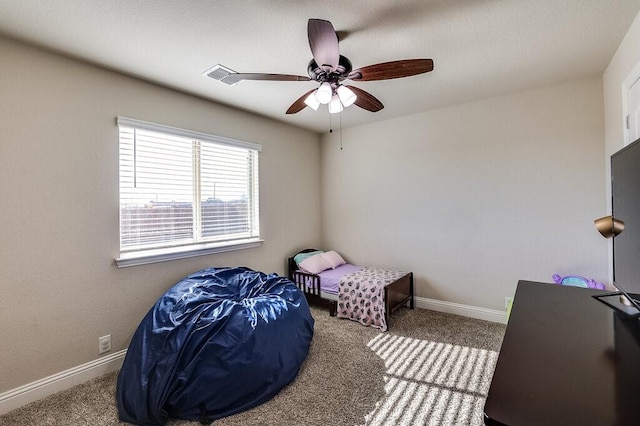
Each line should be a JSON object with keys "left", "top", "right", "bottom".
{"left": 117, "top": 117, "right": 261, "bottom": 258}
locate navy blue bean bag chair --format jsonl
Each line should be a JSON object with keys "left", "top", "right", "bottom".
{"left": 116, "top": 267, "right": 314, "bottom": 425}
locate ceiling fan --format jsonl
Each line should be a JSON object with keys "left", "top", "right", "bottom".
{"left": 210, "top": 19, "right": 434, "bottom": 115}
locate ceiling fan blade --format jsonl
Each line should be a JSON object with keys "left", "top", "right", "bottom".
{"left": 221, "top": 73, "right": 310, "bottom": 85}
{"left": 345, "top": 85, "right": 384, "bottom": 112}
{"left": 308, "top": 19, "right": 339, "bottom": 72}
{"left": 286, "top": 89, "right": 316, "bottom": 114}
{"left": 349, "top": 59, "right": 434, "bottom": 81}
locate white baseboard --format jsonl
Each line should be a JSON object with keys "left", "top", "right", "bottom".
{"left": 0, "top": 298, "right": 503, "bottom": 416}
{"left": 0, "top": 349, "right": 127, "bottom": 416}
{"left": 414, "top": 296, "right": 508, "bottom": 324}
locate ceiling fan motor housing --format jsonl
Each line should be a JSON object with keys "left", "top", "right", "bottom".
{"left": 307, "top": 55, "right": 352, "bottom": 85}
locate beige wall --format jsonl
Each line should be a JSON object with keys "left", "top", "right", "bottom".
{"left": 0, "top": 37, "right": 321, "bottom": 392}
{"left": 604, "top": 11, "right": 640, "bottom": 176}
{"left": 603, "top": 11, "right": 640, "bottom": 281}
{"left": 321, "top": 78, "right": 607, "bottom": 310}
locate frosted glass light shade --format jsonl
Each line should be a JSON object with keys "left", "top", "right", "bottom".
{"left": 337, "top": 85, "right": 357, "bottom": 107}
{"left": 328, "top": 95, "right": 344, "bottom": 114}
{"left": 315, "top": 82, "right": 333, "bottom": 104}
{"left": 304, "top": 91, "right": 320, "bottom": 110}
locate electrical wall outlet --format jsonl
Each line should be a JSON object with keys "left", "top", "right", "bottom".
{"left": 505, "top": 296, "right": 514, "bottom": 309}
{"left": 98, "top": 334, "right": 111, "bottom": 355}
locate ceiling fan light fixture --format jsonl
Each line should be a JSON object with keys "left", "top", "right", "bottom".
{"left": 316, "top": 82, "right": 333, "bottom": 104}
{"left": 337, "top": 85, "right": 357, "bottom": 107}
{"left": 328, "top": 95, "right": 344, "bottom": 114}
{"left": 303, "top": 91, "right": 320, "bottom": 110}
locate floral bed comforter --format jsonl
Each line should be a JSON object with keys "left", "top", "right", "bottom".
{"left": 337, "top": 267, "right": 407, "bottom": 331}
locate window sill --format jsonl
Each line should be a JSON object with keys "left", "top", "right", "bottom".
{"left": 115, "top": 238, "right": 263, "bottom": 268}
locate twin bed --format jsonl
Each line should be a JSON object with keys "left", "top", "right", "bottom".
{"left": 288, "top": 248, "right": 414, "bottom": 331}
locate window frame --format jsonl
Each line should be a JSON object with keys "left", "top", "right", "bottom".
{"left": 115, "top": 117, "right": 262, "bottom": 268}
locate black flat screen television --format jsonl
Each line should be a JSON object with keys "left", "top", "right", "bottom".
{"left": 612, "top": 136, "right": 640, "bottom": 294}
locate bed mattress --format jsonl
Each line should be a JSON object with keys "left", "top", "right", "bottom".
{"left": 317, "top": 263, "right": 363, "bottom": 295}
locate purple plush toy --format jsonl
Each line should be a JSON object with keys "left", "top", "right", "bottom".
{"left": 552, "top": 274, "right": 605, "bottom": 290}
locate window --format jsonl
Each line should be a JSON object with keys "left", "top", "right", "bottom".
{"left": 116, "top": 117, "right": 261, "bottom": 267}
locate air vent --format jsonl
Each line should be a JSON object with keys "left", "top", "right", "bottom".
{"left": 203, "top": 64, "right": 237, "bottom": 85}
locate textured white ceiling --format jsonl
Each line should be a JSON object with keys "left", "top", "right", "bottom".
{"left": 1, "top": 0, "right": 639, "bottom": 133}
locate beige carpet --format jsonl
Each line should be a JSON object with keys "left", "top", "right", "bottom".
{"left": 0, "top": 306, "right": 505, "bottom": 425}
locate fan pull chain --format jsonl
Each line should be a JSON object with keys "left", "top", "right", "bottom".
{"left": 340, "top": 111, "right": 343, "bottom": 150}
{"left": 327, "top": 110, "right": 343, "bottom": 150}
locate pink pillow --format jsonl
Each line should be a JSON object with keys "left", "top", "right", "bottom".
{"left": 322, "top": 250, "right": 346, "bottom": 269}
{"left": 298, "top": 253, "right": 332, "bottom": 274}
